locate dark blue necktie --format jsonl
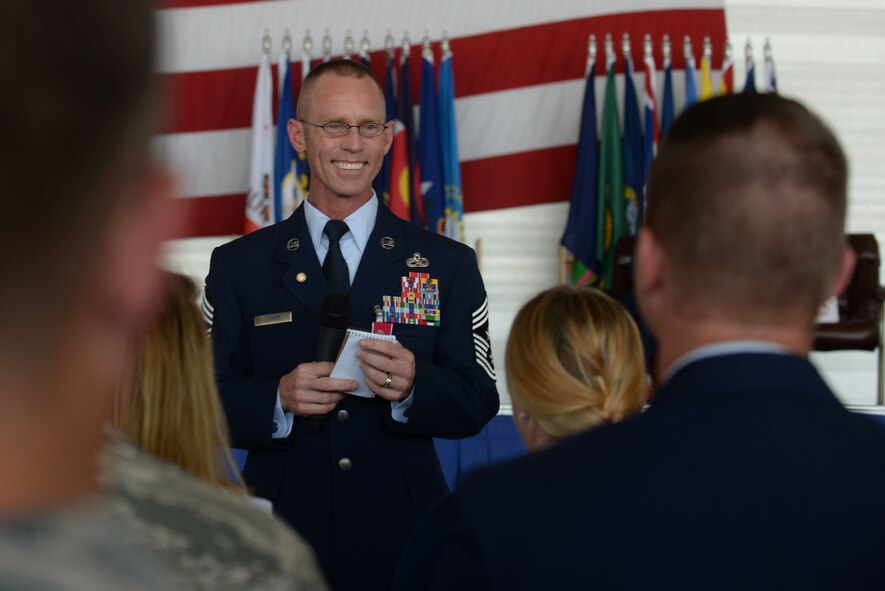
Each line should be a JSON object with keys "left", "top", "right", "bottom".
{"left": 322, "top": 220, "right": 350, "bottom": 295}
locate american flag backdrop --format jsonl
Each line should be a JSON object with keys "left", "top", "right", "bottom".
{"left": 155, "top": 0, "right": 727, "bottom": 238}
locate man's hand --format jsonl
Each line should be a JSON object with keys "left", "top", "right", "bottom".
{"left": 356, "top": 339, "right": 416, "bottom": 402}
{"left": 279, "top": 361, "right": 356, "bottom": 416}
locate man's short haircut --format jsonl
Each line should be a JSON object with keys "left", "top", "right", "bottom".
{"left": 0, "top": 0, "right": 157, "bottom": 367}
{"left": 645, "top": 93, "right": 848, "bottom": 324}
{"left": 296, "top": 59, "right": 386, "bottom": 121}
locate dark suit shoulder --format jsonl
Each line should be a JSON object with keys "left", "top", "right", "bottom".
{"left": 215, "top": 222, "right": 283, "bottom": 260}
{"left": 399, "top": 222, "right": 473, "bottom": 254}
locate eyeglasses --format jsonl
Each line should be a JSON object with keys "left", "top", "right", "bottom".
{"left": 300, "top": 120, "right": 388, "bottom": 138}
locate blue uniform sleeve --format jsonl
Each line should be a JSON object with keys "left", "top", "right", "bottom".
{"left": 205, "top": 246, "right": 282, "bottom": 450}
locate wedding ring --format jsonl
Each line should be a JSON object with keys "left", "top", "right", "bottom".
{"left": 383, "top": 372, "right": 392, "bottom": 388}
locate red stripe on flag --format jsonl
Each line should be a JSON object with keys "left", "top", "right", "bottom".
{"left": 162, "top": 66, "right": 283, "bottom": 136}
{"left": 174, "top": 146, "right": 578, "bottom": 236}
{"left": 158, "top": 0, "right": 277, "bottom": 9}
{"left": 461, "top": 146, "right": 577, "bottom": 212}
{"left": 161, "top": 9, "right": 725, "bottom": 134}
{"left": 169, "top": 193, "right": 246, "bottom": 238}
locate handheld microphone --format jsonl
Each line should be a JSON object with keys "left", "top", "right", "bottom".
{"left": 309, "top": 293, "right": 349, "bottom": 434}
{"left": 316, "top": 293, "right": 350, "bottom": 362}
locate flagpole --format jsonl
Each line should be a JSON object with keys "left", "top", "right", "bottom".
{"left": 683, "top": 35, "right": 697, "bottom": 109}
{"left": 700, "top": 35, "right": 713, "bottom": 100}
{"left": 744, "top": 38, "right": 756, "bottom": 92}
{"left": 763, "top": 38, "right": 777, "bottom": 93}
{"left": 302, "top": 30, "right": 313, "bottom": 80}
{"left": 245, "top": 30, "right": 275, "bottom": 234}
{"left": 343, "top": 30, "right": 354, "bottom": 60}
{"left": 719, "top": 37, "right": 733, "bottom": 95}
{"left": 322, "top": 29, "right": 332, "bottom": 62}
{"left": 360, "top": 31, "right": 371, "bottom": 65}
{"left": 660, "top": 34, "right": 675, "bottom": 136}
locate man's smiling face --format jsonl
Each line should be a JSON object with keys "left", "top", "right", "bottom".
{"left": 293, "top": 73, "right": 392, "bottom": 208}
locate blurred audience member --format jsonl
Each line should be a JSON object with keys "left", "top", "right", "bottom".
{"left": 431, "top": 93, "right": 885, "bottom": 590}
{"left": 105, "top": 271, "right": 328, "bottom": 589}
{"left": 114, "top": 272, "right": 246, "bottom": 492}
{"left": 0, "top": 0, "right": 184, "bottom": 587}
{"left": 506, "top": 285, "right": 647, "bottom": 450}
{"left": 392, "top": 285, "right": 646, "bottom": 590}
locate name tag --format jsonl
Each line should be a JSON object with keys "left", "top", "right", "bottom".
{"left": 254, "top": 311, "right": 293, "bottom": 327}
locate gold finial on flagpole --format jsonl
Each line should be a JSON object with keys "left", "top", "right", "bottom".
{"left": 683, "top": 35, "right": 694, "bottom": 63}
{"left": 384, "top": 30, "right": 395, "bottom": 60}
{"left": 604, "top": 33, "right": 615, "bottom": 67}
{"left": 343, "top": 30, "right": 354, "bottom": 60}
{"left": 282, "top": 30, "right": 292, "bottom": 56}
{"left": 322, "top": 29, "right": 332, "bottom": 62}
{"left": 422, "top": 31, "right": 432, "bottom": 60}
{"left": 401, "top": 32, "right": 411, "bottom": 60}
{"left": 261, "top": 29, "right": 271, "bottom": 55}
{"left": 361, "top": 31, "right": 371, "bottom": 55}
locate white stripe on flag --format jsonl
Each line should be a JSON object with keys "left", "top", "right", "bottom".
{"left": 156, "top": 0, "right": 724, "bottom": 74}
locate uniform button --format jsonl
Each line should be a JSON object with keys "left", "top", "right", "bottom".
{"left": 272, "top": 420, "right": 280, "bottom": 434}
{"left": 338, "top": 457, "right": 352, "bottom": 471}
{"left": 337, "top": 410, "right": 349, "bottom": 423}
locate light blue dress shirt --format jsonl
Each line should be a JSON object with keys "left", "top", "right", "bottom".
{"left": 272, "top": 194, "right": 414, "bottom": 438}
{"left": 660, "top": 340, "right": 792, "bottom": 385}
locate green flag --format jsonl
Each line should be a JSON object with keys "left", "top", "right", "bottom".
{"left": 596, "top": 60, "right": 626, "bottom": 289}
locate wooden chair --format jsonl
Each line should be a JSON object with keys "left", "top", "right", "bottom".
{"left": 605, "top": 234, "right": 885, "bottom": 404}
{"left": 813, "top": 234, "right": 885, "bottom": 405}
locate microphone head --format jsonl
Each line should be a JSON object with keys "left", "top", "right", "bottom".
{"left": 320, "top": 293, "right": 350, "bottom": 329}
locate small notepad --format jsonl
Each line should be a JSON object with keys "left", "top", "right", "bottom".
{"left": 330, "top": 329, "right": 398, "bottom": 398}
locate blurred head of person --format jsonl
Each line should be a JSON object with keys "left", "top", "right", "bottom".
{"left": 0, "top": 0, "right": 174, "bottom": 514}
{"left": 115, "top": 273, "right": 245, "bottom": 492}
{"left": 506, "top": 286, "right": 647, "bottom": 451}
{"left": 636, "top": 93, "right": 856, "bottom": 371}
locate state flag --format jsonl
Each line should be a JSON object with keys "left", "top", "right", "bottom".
{"left": 561, "top": 59, "right": 598, "bottom": 286}
{"left": 244, "top": 52, "right": 274, "bottom": 234}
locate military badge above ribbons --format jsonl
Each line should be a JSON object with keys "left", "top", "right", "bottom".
{"left": 378, "top": 272, "right": 441, "bottom": 327}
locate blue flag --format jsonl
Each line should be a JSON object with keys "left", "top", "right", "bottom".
{"left": 560, "top": 62, "right": 598, "bottom": 285}
{"left": 744, "top": 62, "right": 757, "bottom": 92}
{"left": 622, "top": 55, "right": 644, "bottom": 232}
{"left": 684, "top": 56, "right": 698, "bottom": 110}
{"left": 398, "top": 51, "right": 425, "bottom": 227}
{"left": 374, "top": 55, "right": 397, "bottom": 205}
{"left": 274, "top": 57, "right": 298, "bottom": 222}
{"left": 438, "top": 49, "right": 464, "bottom": 242}
{"left": 661, "top": 60, "right": 675, "bottom": 137}
{"left": 419, "top": 52, "right": 445, "bottom": 234}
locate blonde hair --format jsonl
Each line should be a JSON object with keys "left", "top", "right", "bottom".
{"left": 115, "top": 272, "right": 246, "bottom": 491}
{"left": 506, "top": 286, "right": 647, "bottom": 440}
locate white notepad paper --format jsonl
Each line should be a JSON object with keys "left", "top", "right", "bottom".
{"left": 329, "top": 329, "right": 398, "bottom": 398}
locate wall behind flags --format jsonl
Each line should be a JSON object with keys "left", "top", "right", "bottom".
{"left": 159, "top": 0, "right": 885, "bottom": 407}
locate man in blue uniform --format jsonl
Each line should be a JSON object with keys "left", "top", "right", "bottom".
{"left": 204, "top": 59, "right": 499, "bottom": 591}
{"left": 432, "top": 94, "right": 885, "bottom": 590}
